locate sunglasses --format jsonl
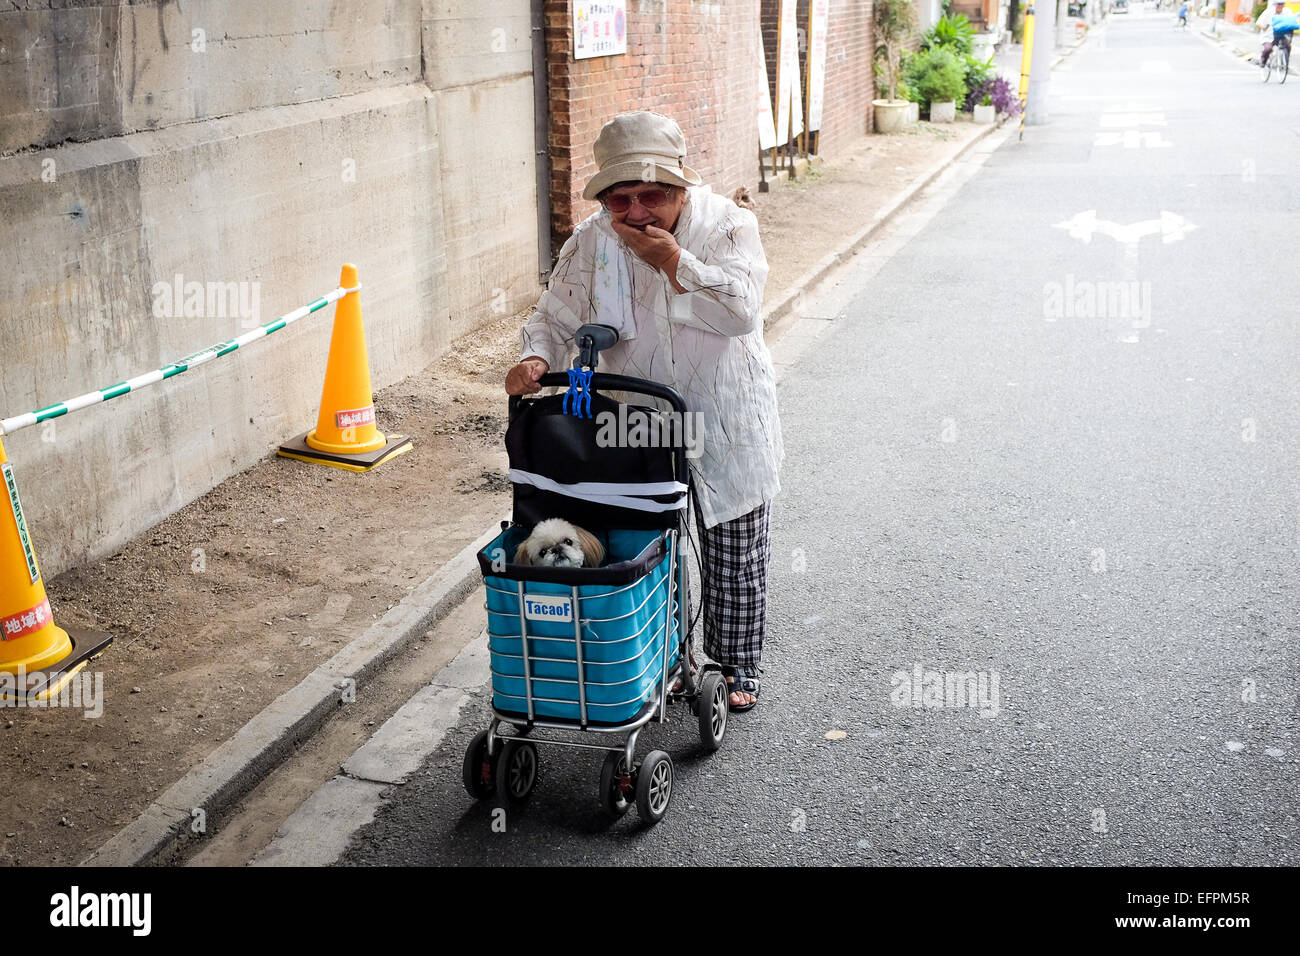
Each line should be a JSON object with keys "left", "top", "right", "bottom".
{"left": 602, "top": 188, "right": 674, "bottom": 213}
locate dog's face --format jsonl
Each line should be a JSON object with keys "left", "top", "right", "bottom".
{"left": 514, "top": 519, "right": 605, "bottom": 569}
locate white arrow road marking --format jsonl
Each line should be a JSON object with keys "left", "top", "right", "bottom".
{"left": 1099, "top": 112, "right": 1167, "bottom": 128}
{"left": 1158, "top": 210, "right": 1196, "bottom": 242}
{"left": 1052, "top": 209, "right": 1195, "bottom": 345}
{"left": 1054, "top": 210, "right": 1197, "bottom": 245}
{"left": 1094, "top": 130, "right": 1174, "bottom": 148}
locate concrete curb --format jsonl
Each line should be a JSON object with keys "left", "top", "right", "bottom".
{"left": 250, "top": 633, "right": 490, "bottom": 866}
{"left": 80, "top": 521, "right": 503, "bottom": 866}
{"left": 86, "top": 101, "right": 1021, "bottom": 869}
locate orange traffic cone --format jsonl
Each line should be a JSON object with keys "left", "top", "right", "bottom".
{"left": 277, "top": 264, "right": 412, "bottom": 472}
{"left": 0, "top": 436, "right": 112, "bottom": 702}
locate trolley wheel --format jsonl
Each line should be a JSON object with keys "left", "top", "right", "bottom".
{"left": 462, "top": 729, "right": 497, "bottom": 801}
{"left": 635, "top": 750, "right": 674, "bottom": 824}
{"left": 598, "top": 751, "right": 634, "bottom": 818}
{"left": 697, "top": 672, "right": 728, "bottom": 753}
{"left": 496, "top": 739, "right": 540, "bottom": 805}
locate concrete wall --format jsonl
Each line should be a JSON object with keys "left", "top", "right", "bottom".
{"left": 0, "top": 0, "right": 540, "bottom": 575}
{"left": 424, "top": 1, "right": 541, "bottom": 338}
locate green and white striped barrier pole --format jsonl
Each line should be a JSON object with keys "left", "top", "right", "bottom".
{"left": 0, "top": 283, "right": 359, "bottom": 437}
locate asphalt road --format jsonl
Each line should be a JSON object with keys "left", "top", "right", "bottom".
{"left": 340, "top": 16, "right": 1299, "bottom": 866}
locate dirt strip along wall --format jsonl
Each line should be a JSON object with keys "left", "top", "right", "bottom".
{"left": 0, "top": 0, "right": 540, "bottom": 575}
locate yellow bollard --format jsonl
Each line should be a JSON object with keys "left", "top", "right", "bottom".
{"left": 1019, "top": 4, "right": 1037, "bottom": 142}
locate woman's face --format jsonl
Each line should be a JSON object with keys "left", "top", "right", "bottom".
{"left": 601, "top": 183, "right": 689, "bottom": 233}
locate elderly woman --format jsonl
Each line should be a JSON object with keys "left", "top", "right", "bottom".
{"left": 505, "top": 111, "right": 783, "bottom": 711}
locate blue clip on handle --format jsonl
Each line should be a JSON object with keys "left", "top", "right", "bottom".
{"left": 563, "top": 368, "right": 594, "bottom": 418}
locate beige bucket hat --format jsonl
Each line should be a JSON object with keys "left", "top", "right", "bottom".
{"left": 582, "top": 111, "right": 703, "bottom": 201}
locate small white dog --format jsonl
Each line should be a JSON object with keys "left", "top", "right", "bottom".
{"left": 514, "top": 518, "right": 605, "bottom": 569}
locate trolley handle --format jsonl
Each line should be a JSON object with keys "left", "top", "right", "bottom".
{"left": 508, "top": 373, "right": 689, "bottom": 418}
{"left": 540, "top": 372, "right": 688, "bottom": 415}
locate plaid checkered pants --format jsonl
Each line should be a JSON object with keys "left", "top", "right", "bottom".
{"left": 692, "top": 501, "right": 772, "bottom": 669}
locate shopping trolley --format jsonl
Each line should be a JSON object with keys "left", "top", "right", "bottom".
{"left": 463, "top": 324, "right": 729, "bottom": 824}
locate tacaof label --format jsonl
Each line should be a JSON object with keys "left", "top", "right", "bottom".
{"left": 522, "top": 594, "right": 573, "bottom": 623}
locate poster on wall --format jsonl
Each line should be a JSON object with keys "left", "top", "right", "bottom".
{"left": 757, "top": 26, "right": 777, "bottom": 150}
{"left": 574, "top": 1, "right": 627, "bottom": 60}
{"left": 773, "top": 0, "right": 800, "bottom": 145}
{"left": 806, "top": 0, "right": 829, "bottom": 132}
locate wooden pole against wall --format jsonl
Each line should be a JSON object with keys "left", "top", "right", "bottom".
{"left": 774, "top": 7, "right": 785, "bottom": 174}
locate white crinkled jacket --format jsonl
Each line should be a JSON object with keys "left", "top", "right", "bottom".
{"left": 520, "top": 185, "right": 784, "bottom": 529}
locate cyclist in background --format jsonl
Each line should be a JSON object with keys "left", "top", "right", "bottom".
{"left": 1261, "top": 1, "right": 1299, "bottom": 68}
{"left": 1178, "top": 2, "right": 1189, "bottom": 26}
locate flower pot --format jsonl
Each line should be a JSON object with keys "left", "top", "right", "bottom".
{"left": 973, "top": 103, "right": 995, "bottom": 124}
{"left": 873, "top": 99, "right": 914, "bottom": 134}
{"left": 906, "top": 101, "right": 919, "bottom": 123}
{"left": 929, "top": 100, "right": 956, "bottom": 123}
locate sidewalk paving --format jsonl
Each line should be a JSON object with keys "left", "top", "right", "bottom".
{"left": 4, "top": 114, "right": 1003, "bottom": 867}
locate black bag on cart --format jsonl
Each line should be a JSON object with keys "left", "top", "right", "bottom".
{"left": 505, "top": 391, "right": 686, "bottom": 533}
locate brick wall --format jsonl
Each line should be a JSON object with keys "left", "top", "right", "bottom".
{"left": 544, "top": 0, "right": 761, "bottom": 244}
{"left": 545, "top": 1, "right": 876, "bottom": 242}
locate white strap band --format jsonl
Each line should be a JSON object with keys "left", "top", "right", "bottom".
{"left": 509, "top": 469, "right": 687, "bottom": 513}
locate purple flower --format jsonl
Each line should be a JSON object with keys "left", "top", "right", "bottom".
{"left": 964, "top": 76, "right": 1022, "bottom": 115}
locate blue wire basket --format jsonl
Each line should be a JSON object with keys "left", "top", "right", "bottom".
{"left": 481, "top": 527, "right": 681, "bottom": 724}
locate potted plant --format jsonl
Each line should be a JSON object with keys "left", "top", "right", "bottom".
{"left": 973, "top": 94, "right": 995, "bottom": 124}
{"left": 964, "top": 75, "right": 1022, "bottom": 121}
{"left": 922, "top": 12, "right": 975, "bottom": 56}
{"left": 930, "top": 99, "right": 958, "bottom": 124}
{"left": 901, "top": 80, "right": 920, "bottom": 124}
{"left": 873, "top": 0, "right": 917, "bottom": 133}
{"left": 971, "top": 31, "right": 997, "bottom": 63}
{"left": 904, "top": 46, "right": 966, "bottom": 123}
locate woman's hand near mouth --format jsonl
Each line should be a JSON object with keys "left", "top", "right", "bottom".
{"left": 611, "top": 220, "right": 685, "bottom": 292}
